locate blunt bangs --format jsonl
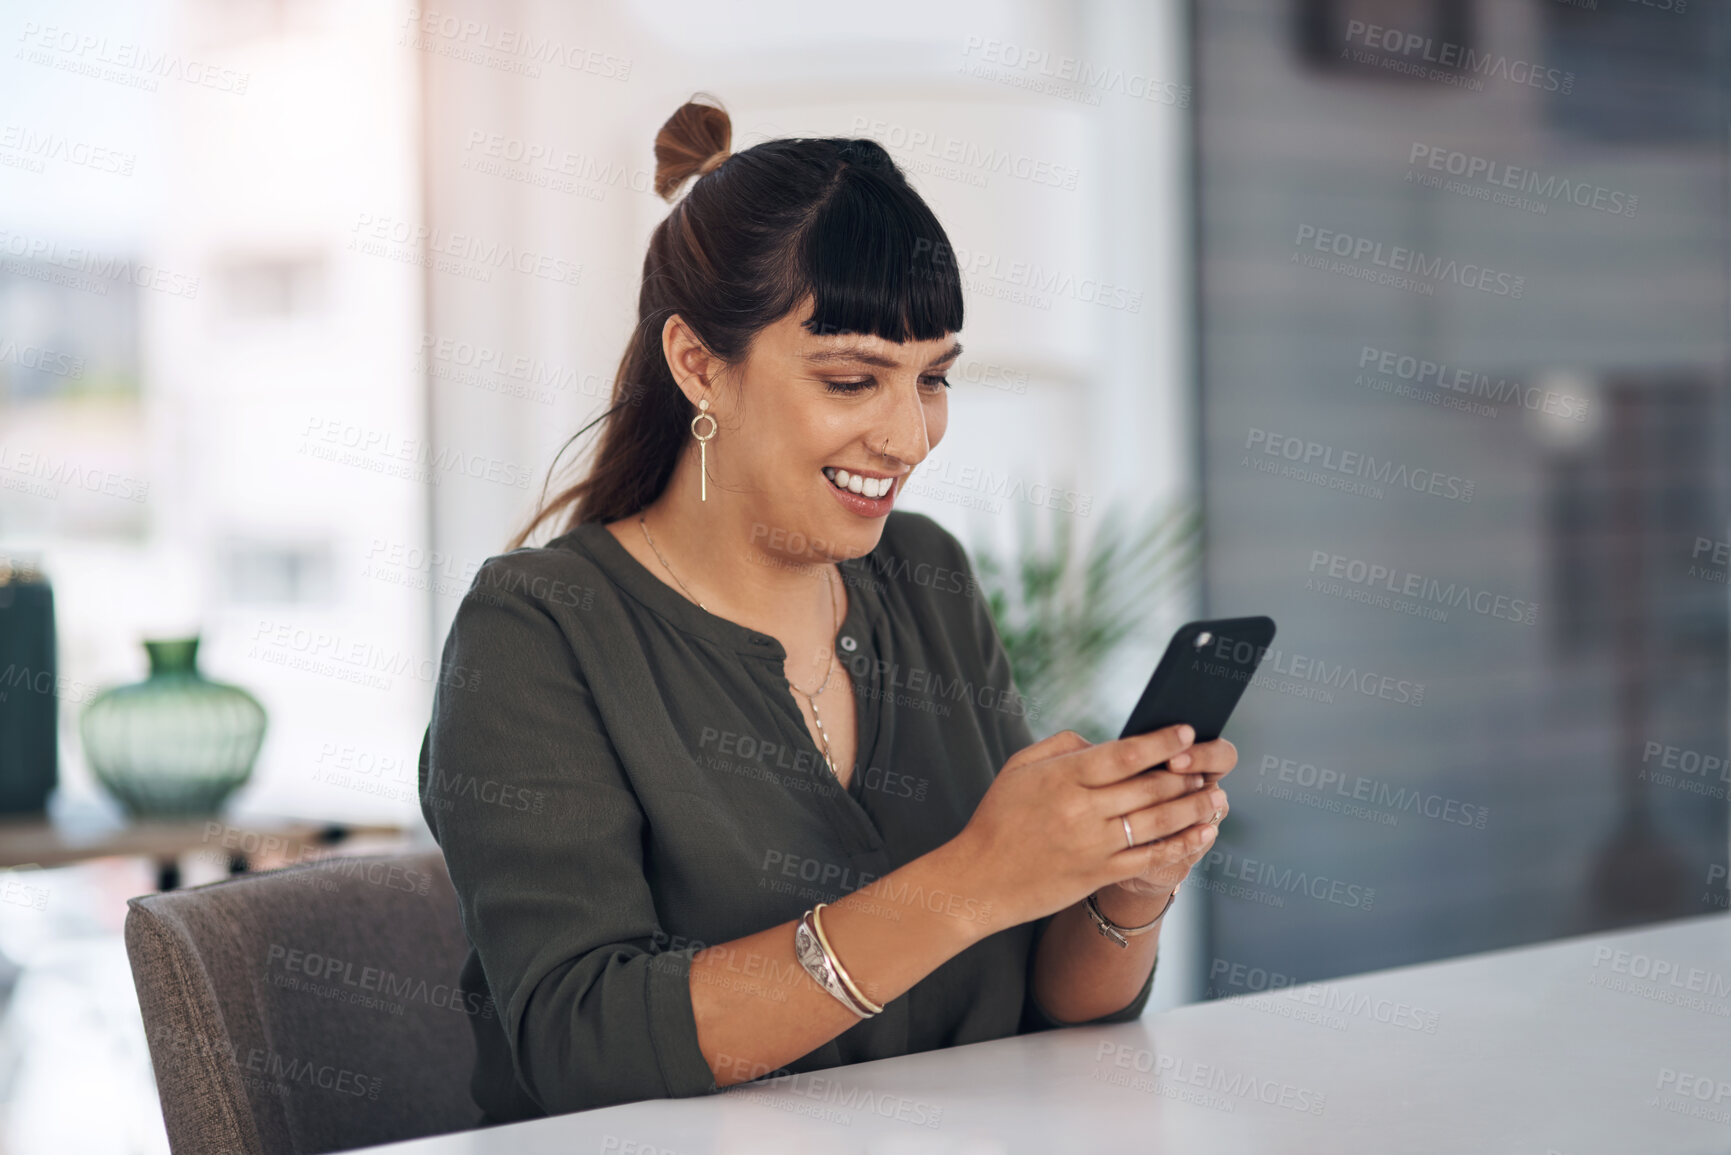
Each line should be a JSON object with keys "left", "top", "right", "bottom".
{"left": 792, "top": 168, "right": 965, "bottom": 345}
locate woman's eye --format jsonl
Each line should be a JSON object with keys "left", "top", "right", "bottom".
{"left": 822, "top": 376, "right": 951, "bottom": 395}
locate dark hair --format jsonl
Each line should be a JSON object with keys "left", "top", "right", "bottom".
{"left": 506, "top": 92, "right": 965, "bottom": 549}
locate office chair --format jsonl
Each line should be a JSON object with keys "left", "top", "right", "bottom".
{"left": 125, "top": 852, "right": 483, "bottom": 1154}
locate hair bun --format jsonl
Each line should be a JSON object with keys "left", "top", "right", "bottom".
{"left": 654, "top": 93, "right": 733, "bottom": 201}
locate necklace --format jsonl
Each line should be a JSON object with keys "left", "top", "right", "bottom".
{"left": 638, "top": 514, "right": 844, "bottom": 782}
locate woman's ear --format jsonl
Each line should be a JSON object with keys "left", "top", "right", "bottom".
{"left": 662, "top": 313, "right": 726, "bottom": 408}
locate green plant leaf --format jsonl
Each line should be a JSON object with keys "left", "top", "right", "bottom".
{"left": 970, "top": 496, "right": 1202, "bottom": 743}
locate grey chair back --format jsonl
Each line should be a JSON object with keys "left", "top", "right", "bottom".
{"left": 125, "top": 852, "right": 482, "bottom": 1155}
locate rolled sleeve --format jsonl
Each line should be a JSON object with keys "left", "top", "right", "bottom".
{"left": 421, "top": 558, "right": 718, "bottom": 1115}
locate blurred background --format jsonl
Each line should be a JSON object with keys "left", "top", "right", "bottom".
{"left": 0, "top": 0, "right": 1724, "bottom": 1150}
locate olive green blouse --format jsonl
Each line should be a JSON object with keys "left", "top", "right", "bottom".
{"left": 417, "top": 510, "right": 1155, "bottom": 1122}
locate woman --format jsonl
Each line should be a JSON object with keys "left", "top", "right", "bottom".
{"left": 418, "top": 94, "right": 1235, "bottom": 1122}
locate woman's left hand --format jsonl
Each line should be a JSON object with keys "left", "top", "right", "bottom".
{"left": 1108, "top": 737, "right": 1237, "bottom": 901}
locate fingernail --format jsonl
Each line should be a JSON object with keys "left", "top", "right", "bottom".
{"left": 1180, "top": 725, "right": 1195, "bottom": 745}
{"left": 1189, "top": 775, "right": 1204, "bottom": 791}
{"left": 1200, "top": 824, "right": 1217, "bottom": 842}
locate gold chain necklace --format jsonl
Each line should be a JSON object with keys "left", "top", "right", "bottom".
{"left": 637, "top": 514, "right": 843, "bottom": 781}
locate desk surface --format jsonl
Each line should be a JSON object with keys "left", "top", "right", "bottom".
{"left": 363, "top": 913, "right": 1731, "bottom": 1155}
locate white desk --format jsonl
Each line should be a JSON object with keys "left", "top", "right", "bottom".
{"left": 362, "top": 913, "right": 1731, "bottom": 1154}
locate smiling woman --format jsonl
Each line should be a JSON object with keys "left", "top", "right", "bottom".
{"left": 419, "top": 91, "right": 1231, "bottom": 1124}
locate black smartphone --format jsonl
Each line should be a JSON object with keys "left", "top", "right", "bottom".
{"left": 1118, "top": 615, "right": 1278, "bottom": 776}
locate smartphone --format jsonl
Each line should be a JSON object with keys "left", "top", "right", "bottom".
{"left": 1119, "top": 615, "right": 1278, "bottom": 777}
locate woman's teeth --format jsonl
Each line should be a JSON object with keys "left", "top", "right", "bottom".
{"left": 823, "top": 467, "right": 892, "bottom": 499}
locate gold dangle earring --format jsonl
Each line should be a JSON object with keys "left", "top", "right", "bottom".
{"left": 691, "top": 398, "right": 717, "bottom": 502}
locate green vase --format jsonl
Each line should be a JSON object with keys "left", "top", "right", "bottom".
{"left": 80, "top": 637, "right": 267, "bottom": 818}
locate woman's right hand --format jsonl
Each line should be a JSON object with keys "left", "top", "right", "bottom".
{"left": 947, "top": 726, "right": 1224, "bottom": 931}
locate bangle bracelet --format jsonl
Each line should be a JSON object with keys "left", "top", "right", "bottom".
{"left": 1085, "top": 884, "right": 1178, "bottom": 948}
{"left": 811, "top": 902, "right": 884, "bottom": 1015}
{"left": 794, "top": 909, "right": 879, "bottom": 1017}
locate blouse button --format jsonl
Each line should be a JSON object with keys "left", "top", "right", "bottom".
{"left": 839, "top": 635, "right": 858, "bottom": 652}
